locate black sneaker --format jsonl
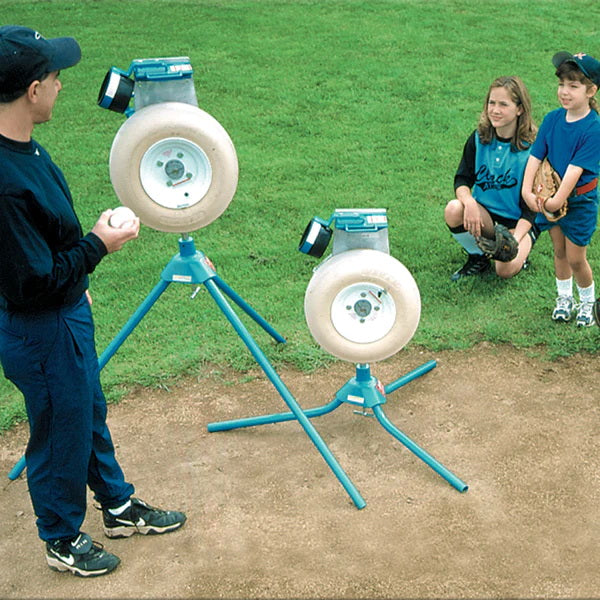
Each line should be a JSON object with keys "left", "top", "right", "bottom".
{"left": 102, "top": 498, "right": 187, "bottom": 539}
{"left": 450, "top": 253, "right": 490, "bottom": 281}
{"left": 46, "top": 532, "right": 120, "bottom": 577}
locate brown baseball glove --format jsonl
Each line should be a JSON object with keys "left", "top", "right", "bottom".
{"left": 533, "top": 158, "right": 566, "bottom": 222}
{"left": 476, "top": 223, "right": 519, "bottom": 262}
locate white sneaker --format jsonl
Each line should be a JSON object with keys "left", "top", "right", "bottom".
{"left": 575, "top": 301, "right": 595, "bottom": 327}
{"left": 551, "top": 295, "right": 573, "bottom": 322}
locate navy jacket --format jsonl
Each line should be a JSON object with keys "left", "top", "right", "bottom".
{"left": 0, "top": 133, "right": 106, "bottom": 312}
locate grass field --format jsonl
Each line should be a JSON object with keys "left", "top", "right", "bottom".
{"left": 1, "top": 0, "right": 599, "bottom": 430}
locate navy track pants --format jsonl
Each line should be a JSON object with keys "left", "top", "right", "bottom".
{"left": 0, "top": 294, "right": 134, "bottom": 541}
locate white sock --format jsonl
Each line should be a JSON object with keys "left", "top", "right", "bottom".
{"left": 108, "top": 500, "right": 131, "bottom": 516}
{"left": 577, "top": 282, "right": 595, "bottom": 304}
{"left": 556, "top": 277, "right": 573, "bottom": 297}
{"left": 451, "top": 231, "right": 484, "bottom": 255}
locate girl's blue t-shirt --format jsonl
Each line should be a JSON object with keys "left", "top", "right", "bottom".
{"left": 531, "top": 108, "right": 600, "bottom": 197}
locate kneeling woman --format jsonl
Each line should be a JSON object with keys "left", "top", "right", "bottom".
{"left": 445, "top": 76, "right": 538, "bottom": 281}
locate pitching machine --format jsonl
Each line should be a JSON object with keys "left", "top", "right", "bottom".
{"left": 208, "top": 209, "right": 468, "bottom": 500}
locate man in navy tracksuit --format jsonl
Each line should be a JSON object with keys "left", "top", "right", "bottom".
{"left": 0, "top": 26, "right": 186, "bottom": 577}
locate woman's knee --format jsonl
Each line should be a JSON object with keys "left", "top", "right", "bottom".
{"left": 444, "top": 199, "right": 463, "bottom": 226}
{"left": 495, "top": 261, "right": 521, "bottom": 279}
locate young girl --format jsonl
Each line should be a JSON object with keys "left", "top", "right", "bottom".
{"left": 522, "top": 52, "right": 600, "bottom": 327}
{"left": 445, "top": 76, "right": 538, "bottom": 281}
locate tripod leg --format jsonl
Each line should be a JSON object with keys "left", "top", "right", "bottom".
{"left": 372, "top": 405, "right": 468, "bottom": 492}
{"left": 384, "top": 360, "right": 437, "bottom": 395}
{"left": 204, "top": 278, "right": 366, "bottom": 509}
{"left": 99, "top": 279, "right": 171, "bottom": 369}
{"left": 213, "top": 276, "right": 286, "bottom": 344}
{"left": 7, "top": 455, "right": 26, "bottom": 481}
{"left": 207, "top": 397, "right": 343, "bottom": 431}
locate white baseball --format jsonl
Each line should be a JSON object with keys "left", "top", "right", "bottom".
{"left": 109, "top": 206, "right": 137, "bottom": 229}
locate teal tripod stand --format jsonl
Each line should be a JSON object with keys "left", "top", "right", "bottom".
{"left": 208, "top": 360, "right": 468, "bottom": 495}
{"left": 8, "top": 237, "right": 367, "bottom": 508}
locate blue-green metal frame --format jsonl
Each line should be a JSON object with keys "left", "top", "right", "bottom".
{"left": 8, "top": 237, "right": 368, "bottom": 509}
{"left": 208, "top": 360, "right": 468, "bottom": 496}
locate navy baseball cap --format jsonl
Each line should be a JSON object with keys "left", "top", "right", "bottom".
{"left": 552, "top": 51, "right": 600, "bottom": 87}
{"left": 0, "top": 25, "right": 81, "bottom": 95}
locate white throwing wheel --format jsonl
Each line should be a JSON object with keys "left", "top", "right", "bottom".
{"left": 109, "top": 102, "right": 238, "bottom": 233}
{"left": 304, "top": 249, "right": 421, "bottom": 363}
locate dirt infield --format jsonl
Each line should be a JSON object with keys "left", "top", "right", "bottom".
{"left": 1, "top": 344, "right": 599, "bottom": 599}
